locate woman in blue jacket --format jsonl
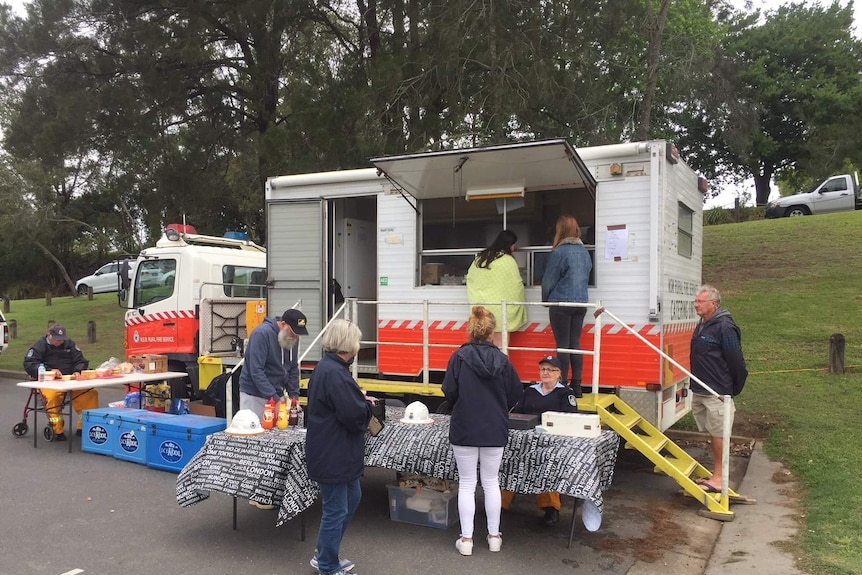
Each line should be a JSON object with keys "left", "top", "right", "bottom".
{"left": 443, "top": 306, "right": 523, "bottom": 557}
{"left": 306, "top": 319, "right": 373, "bottom": 575}
{"left": 541, "top": 215, "right": 592, "bottom": 397}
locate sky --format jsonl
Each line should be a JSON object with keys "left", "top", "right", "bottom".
{"left": 2, "top": 0, "right": 858, "bottom": 208}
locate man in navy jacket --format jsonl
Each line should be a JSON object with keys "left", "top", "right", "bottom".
{"left": 238, "top": 309, "right": 308, "bottom": 420}
{"left": 690, "top": 285, "right": 748, "bottom": 493}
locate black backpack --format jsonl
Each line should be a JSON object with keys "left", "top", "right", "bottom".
{"left": 201, "top": 366, "right": 242, "bottom": 418}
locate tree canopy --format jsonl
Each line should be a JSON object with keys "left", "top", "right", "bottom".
{"left": 1, "top": 0, "right": 860, "bottom": 296}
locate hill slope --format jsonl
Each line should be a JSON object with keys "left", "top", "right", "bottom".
{"left": 704, "top": 211, "right": 862, "bottom": 575}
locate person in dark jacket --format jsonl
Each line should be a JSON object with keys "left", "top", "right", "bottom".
{"left": 23, "top": 324, "right": 94, "bottom": 440}
{"left": 690, "top": 285, "right": 748, "bottom": 493}
{"left": 443, "top": 306, "right": 523, "bottom": 557}
{"left": 503, "top": 355, "right": 578, "bottom": 525}
{"left": 238, "top": 309, "right": 308, "bottom": 420}
{"left": 541, "top": 214, "right": 592, "bottom": 398}
{"left": 305, "top": 319, "right": 373, "bottom": 575}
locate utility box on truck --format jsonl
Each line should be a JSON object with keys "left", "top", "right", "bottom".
{"left": 265, "top": 139, "right": 706, "bottom": 430}
{"left": 123, "top": 228, "right": 267, "bottom": 396}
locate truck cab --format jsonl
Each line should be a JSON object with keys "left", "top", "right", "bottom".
{"left": 766, "top": 173, "right": 861, "bottom": 218}
{"left": 124, "top": 226, "right": 266, "bottom": 396}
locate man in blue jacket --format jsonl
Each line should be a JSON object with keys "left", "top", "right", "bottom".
{"left": 238, "top": 309, "right": 308, "bottom": 419}
{"left": 690, "top": 285, "right": 748, "bottom": 493}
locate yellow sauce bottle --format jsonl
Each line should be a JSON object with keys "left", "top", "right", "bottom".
{"left": 276, "top": 400, "right": 289, "bottom": 430}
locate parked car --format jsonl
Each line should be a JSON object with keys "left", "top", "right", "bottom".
{"left": 75, "top": 259, "right": 136, "bottom": 295}
{"left": 0, "top": 308, "right": 9, "bottom": 356}
{"left": 137, "top": 263, "right": 176, "bottom": 288}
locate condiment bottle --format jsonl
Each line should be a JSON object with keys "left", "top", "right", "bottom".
{"left": 277, "top": 400, "right": 289, "bottom": 430}
{"left": 289, "top": 398, "right": 300, "bottom": 427}
{"left": 262, "top": 398, "right": 275, "bottom": 430}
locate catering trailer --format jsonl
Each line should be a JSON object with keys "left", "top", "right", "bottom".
{"left": 265, "top": 139, "right": 707, "bottom": 431}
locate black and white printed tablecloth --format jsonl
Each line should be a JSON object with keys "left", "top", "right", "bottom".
{"left": 176, "top": 408, "right": 619, "bottom": 526}
{"left": 176, "top": 428, "right": 316, "bottom": 527}
{"left": 364, "top": 409, "right": 619, "bottom": 514}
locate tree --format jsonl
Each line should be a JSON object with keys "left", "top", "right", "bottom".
{"left": 672, "top": 2, "right": 862, "bottom": 205}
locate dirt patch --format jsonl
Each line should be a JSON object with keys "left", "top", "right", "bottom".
{"left": 594, "top": 502, "right": 687, "bottom": 563}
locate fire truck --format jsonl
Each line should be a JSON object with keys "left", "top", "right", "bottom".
{"left": 265, "top": 139, "right": 707, "bottom": 431}
{"left": 123, "top": 225, "right": 267, "bottom": 396}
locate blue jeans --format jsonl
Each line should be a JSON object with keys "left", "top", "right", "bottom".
{"left": 316, "top": 479, "right": 361, "bottom": 574}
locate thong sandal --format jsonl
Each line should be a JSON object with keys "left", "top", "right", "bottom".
{"left": 699, "top": 482, "right": 722, "bottom": 493}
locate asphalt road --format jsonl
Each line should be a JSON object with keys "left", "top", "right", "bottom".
{"left": 0, "top": 375, "right": 739, "bottom": 575}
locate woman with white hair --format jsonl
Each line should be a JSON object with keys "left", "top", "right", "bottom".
{"left": 306, "top": 319, "right": 374, "bottom": 575}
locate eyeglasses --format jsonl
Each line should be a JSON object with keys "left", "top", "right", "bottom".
{"left": 694, "top": 298, "right": 716, "bottom": 304}
{"left": 539, "top": 367, "right": 560, "bottom": 373}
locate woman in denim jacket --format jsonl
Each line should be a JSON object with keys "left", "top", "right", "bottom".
{"left": 541, "top": 215, "right": 592, "bottom": 397}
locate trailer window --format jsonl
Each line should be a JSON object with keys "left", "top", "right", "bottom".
{"left": 419, "top": 188, "right": 595, "bottom": 286}
{"left": 678, "top": 202, "right": 694, "bottom": 258}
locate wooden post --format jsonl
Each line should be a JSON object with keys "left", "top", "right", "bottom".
{"left": 88, "top": 286, "right": 94, "bottom": 301}
{"left": 45, "top": 292, "right": 52, "bottom": 306}
{"left": 9, "top": 319, "right": 16, "bottom": 339}
{"left": 87, "top": 320, "right": 97, "bottom": 343}
{"left": 829, "top": 333, "right": 846, "bottom": 375}
{"left": 2, "top": 297, "right": 8, "bottom": 313}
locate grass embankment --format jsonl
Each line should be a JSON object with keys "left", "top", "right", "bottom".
{"left": 0, "top": 294, "right": 127, "bottom": 373}
{"left": 1, "top": 212, "right": 861, "bottom": 573}
{"left": 703, "top": 212, "right": 862, "bottom": 575}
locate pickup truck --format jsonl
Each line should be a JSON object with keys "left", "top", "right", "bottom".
{"left": 0, "top": 307, "right": 9, "bottom": 356}
{"left": 766, "top": 173, "right": 861, "bottom": 218}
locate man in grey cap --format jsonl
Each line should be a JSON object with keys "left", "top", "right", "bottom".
{"left": 238, "top": 309, "right": 309, "bottom": 420}
{"left": 23, "top": 324, "right": 95, "bottom": 441}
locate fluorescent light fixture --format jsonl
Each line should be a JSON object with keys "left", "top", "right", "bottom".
{"left": 465, "top": 184, "right": 525, "bottom": 201}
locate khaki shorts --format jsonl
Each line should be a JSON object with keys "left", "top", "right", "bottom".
{"left": 691, "top": 393, "right": 735, "bottom": 437}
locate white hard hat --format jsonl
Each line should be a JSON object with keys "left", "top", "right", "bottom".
{"left": 225, "top": 409, "right": 266, "bottom": 436}
{"left": 400, "top": 401, "right": 434, "bottom": 425}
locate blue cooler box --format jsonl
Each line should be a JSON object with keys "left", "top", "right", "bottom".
{"left": 146, "top": 414, "right": 226, "bottom": 473}
{"left": 114, "top": 410, "right": 174, "bottom": 465}
{"left": 82, "top": 408, "right": 147, "bottom": 456}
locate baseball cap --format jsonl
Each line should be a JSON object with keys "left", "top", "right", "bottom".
{"left": 281, "top": 309, "right": 309, "bottom": 335}
{"left": 538, "top": 355, "right": 561, "bottom": 370}
{"left": 48, "top": 325, "right": 68, "bottom": 341}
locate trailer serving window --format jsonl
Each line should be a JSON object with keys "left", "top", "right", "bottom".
{"left": 419, "top": 188, "right": 595, "bottom": 287}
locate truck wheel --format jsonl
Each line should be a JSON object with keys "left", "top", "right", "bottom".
{"left": 787, "top": 206, "right": 809, "bottom": 217}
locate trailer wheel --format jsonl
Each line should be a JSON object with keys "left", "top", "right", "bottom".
{"left": 786, "top": 206, "right": 810, "bottom": 217}
{"left": 12, "top": 421, "right": 28, "bottom": 437}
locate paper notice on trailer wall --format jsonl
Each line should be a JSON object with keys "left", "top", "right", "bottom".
{"left": 605, "top": 225, "right": 627, "bottom": 260}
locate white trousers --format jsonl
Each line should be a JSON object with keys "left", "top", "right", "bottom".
{"left": 451, "top": 445, "right": 504, "bottom": 539}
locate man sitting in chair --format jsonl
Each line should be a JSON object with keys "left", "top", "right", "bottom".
{"left": 24, "top": 325, "right": 97, "bottom": 441}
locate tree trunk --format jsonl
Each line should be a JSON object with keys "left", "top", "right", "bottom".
{"left": 635, "top": 0, "right": 670, "bottom": 141}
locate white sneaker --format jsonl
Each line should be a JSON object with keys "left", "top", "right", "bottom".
{"left": 487, "top": 534, "right": 502, "bottom": 552}
{"left": 455, "top": 538, "right": 473, "bottom": 556}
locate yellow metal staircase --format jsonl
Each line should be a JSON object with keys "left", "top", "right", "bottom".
{"left": 579, "top": 393, "right": 754, "bottom": 521}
